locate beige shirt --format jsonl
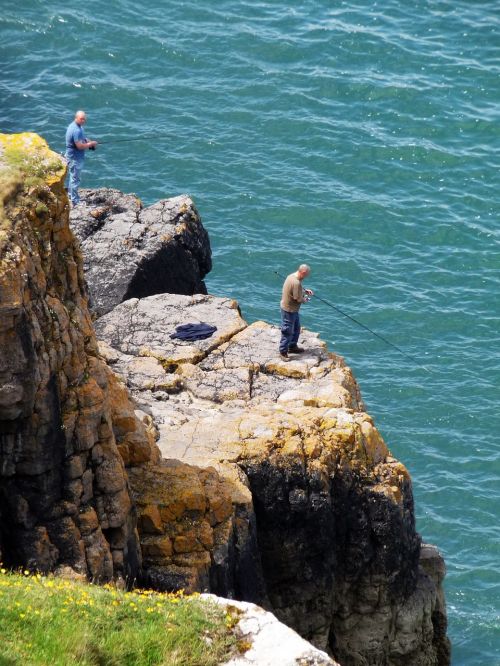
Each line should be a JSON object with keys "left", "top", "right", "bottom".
{"left": 281, "top": 272, "right": 303, "bottom": 313}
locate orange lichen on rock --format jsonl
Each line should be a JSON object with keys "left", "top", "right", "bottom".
{"left": 0, "top": 133, "right": 159, "bottom": 582}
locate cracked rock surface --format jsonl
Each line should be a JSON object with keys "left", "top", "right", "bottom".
{"left": 70, "top": 188, "right": 211, "bottom": 316}
{"left": 97, "top": 292, "right": 450, "bottom": 666}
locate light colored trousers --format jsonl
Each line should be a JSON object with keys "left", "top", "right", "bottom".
{"left": 66, "top": 156, "right": 84, "bottom": 205}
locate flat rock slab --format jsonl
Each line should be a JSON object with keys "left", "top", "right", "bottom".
{"left": 70, "top": 188, "right": 212, "bottom": 316}
{"left": 96, "top": 293, "right": 365, "bottom": 470}
{"left": 95, "top": 293, "right": 246, "bottom": 366}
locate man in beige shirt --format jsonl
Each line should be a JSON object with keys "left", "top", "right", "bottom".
{"left": 279, "top": 264, "right": 313, "bottom": 359}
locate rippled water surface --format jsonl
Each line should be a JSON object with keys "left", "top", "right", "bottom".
{"left": 2, "top": 1, "right": 499, "bottom": 663}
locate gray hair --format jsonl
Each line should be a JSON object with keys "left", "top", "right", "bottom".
{"left": 298, "top": 264, "right": 310, "bottom": 274}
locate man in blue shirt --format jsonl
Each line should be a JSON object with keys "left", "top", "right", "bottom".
{"left": 65, "top": 110, "right": 97, "bottom": 206}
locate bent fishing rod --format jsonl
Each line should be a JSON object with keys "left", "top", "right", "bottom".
{"left": 274, "top": 270, "right": 430, "bottom": 372}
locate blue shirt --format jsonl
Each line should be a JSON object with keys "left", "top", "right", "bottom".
{"left": 65, "top": 120, "right": 86, "bottom": 162}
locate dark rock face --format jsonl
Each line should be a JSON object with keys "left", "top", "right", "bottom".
{"left": 420, "top": 544, "right": 452, "bottom": 666}
{"left": 241, "top": 457, "right": 425, "bottom": 662}
{"left": 69, "top": 188, "right": 212, "bottom": 317}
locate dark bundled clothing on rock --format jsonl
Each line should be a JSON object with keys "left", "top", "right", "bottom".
{"left": 170, "top": 322, "right": 217, "bottom": 341}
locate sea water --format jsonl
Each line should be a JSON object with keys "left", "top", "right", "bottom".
{"left": 1, "top": 1, "right": 499, "bottom": 663}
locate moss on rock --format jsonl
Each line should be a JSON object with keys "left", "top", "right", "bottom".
{"left": 0, "top": 132, "right": 66, "bottom": 190}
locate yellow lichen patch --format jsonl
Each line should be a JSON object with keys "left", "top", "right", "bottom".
{"left": 371, "top": 482, "right": 402, "bottom": 505}
{"left": 265, "top": 359, "right": 308, "bottom": 379}
{"left": 303, "top": 435, "right": 322, "bottom": 458}
{"left": 390, "top": 485, "right": 403, "bottom": 503}
{"left": 281, "top": 435, "right": 303, "bottom": 457}
{"left": 319, "top": 416, "right": 338, "bottom": 431}
{"left": 358, "top": 419, "right": 389, "bottom": 465}
{"left": 390, "top": 461, "right": 411, "bottom": 482}
{"left": 240, "top": 437, "right": 273, "bottom": 460}
{"left": 0, "top": 133, "right": 66, "bottom": 190}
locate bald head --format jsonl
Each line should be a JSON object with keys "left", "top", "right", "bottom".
{"left": 75, "top": 110, "right": 86, "bottom": 125}
{"left": 297, "top": 264, "right": 311, "bottom": 279}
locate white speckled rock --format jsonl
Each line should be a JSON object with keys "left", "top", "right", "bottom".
{"left": 201, "top": 595, "right": 340, "bottom": 666}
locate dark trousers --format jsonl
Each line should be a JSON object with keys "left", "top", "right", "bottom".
{"left": 279, "top": 308, "right": 300, "bottom": 353}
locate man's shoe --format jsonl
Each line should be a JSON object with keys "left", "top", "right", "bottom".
{"left": 279, "top": 351, "right": 289, "bottom": 361}
{"left": 288, "top": 345, "right": 304, "bottom": 354}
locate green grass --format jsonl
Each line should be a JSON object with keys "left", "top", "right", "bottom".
{"left": 0, "top": 569, "right": 238, "bottom": 666}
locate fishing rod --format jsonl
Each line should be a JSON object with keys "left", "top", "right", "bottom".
{"left": 274, "top": 270, "right": 430, "bottom": 372}
{"left": 93, "top": 133, "right": 174, "bottom": 146}
{"left": 60, "top": 133, "right": 172, "bottom": 153}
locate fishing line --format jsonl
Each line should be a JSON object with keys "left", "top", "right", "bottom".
{"left": 274, "top": 270, "right": 430, "bottom": 372}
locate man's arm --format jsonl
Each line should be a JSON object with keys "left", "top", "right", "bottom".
{"left": 74, "top": 139, "right": 98, "bottom": 150}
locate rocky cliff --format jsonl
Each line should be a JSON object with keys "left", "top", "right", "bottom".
{"left": 0, "top": 133, "right": 159, "bottom": 582}
{"left": 96, "top": 295, "right": 449, "bottom": 666}
{"left": 0, "top": 134, "right": 450, "bottom": 666}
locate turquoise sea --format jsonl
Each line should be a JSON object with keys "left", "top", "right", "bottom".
{"left": 1, "top": 1, "right": 499, "bottom": 663}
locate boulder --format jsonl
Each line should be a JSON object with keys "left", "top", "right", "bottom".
{"left": 69, "top": 188, "right": 211, "bottom": 316}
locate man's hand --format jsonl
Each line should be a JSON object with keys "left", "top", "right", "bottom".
{"left": 304, "top": 288, "right": 314, "bottom": 296}
{"left": 88, "top": 140, "right": 98, "bottom": 151}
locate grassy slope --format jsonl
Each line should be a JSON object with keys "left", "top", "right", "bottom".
{"left": 0, "top": 569, "right": 237, "bottom": 666}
